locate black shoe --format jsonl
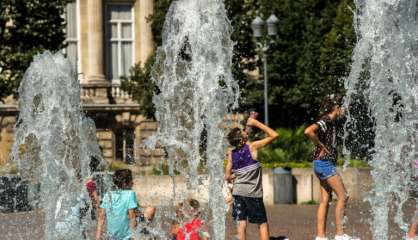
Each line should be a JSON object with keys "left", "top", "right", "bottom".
{"left": 270, "top": 236, "right": 289, "bottom": 240}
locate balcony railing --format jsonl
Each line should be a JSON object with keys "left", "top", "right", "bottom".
{"left": 111, "top": 84, "right": 131, "bottom": 100}
{"left": 80, "top": 83, "right": 133, "bottom": 104}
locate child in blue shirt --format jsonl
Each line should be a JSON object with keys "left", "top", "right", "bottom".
{"left": 96, "top": 169, "right": 138, "bottom": 240}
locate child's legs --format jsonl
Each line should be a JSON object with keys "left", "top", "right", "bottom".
{"left": 258, "top": 222, "right": 269, "bottom": 240}
{"left": 237, "top": 220, "right": 247, "bottom": 240}
{"left": 317, "top": 181, "right": 332, "bottom": 237}
{"left": 245, "top": 197, "right": 269, "bottom": 240}
{"left": 326, "top": 174, "right": 348, "bottom": 236}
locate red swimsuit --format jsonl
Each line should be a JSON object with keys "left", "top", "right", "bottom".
{"left": 176, "top": 218, "right": 204, "bottom": 240}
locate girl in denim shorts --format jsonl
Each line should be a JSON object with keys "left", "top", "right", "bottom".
{"left": 305, "top": 94, "right": 357, "bottom": 240}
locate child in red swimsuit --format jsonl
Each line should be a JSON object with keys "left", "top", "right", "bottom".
{"left": 176, "top": 199, "right": 209, "bottom": 240}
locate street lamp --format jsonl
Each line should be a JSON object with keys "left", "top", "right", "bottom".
{"left": 251, "top": 14, "right": 278, "bottom": 125}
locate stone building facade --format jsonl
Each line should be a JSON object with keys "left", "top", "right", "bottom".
{"left": 0, "top": 0, "right": 163, "bottom": 170}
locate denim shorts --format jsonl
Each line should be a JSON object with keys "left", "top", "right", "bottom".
{"left": 313, "top": 159, "right": 337, "bottom": 181}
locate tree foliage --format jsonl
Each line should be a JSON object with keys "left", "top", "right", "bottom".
{"left": 121, "top": 57, "right": 156, "bottom": 118}
{"left": 265, "top": 0, "right": 355, "bottom": 126}
{"left": 0, "top": 0, "right": 68, "bottom": 100}
{"left": 123, "top": 0, "right": 356, "bottom": 127}
{"left": 258, "top": 125, "right": 315, "bottom": 163}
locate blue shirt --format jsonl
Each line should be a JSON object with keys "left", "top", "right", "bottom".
{"left": 101, "top": 190, "right": 138, "bottom": 240}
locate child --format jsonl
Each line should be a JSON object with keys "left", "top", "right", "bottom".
{"left": 407, "top": 210, "right": 418, "bottom": 240}
{"left": 170, "top": 203, "right": 184, "bottom": 240}
{"left": 304, "top": 94, "right": 356, "bottom": 240}
{"left": 406, "top": 159, "right": 418, "bottom": 240}
{"left": 225, "top": 117, "right": 278, "bottom": 240}
{"left": 55, "top": 171, "right": 91, "bottom": 239}
{"left": 87, "top": 156, "right": 101, "bottom": 220}
{"left": 135, "top": 204, "right": 156, "bottom": 236}
{"left": 175, "top": 198, "right": 209, "bottom": 240}
{"left": 85, "top": 175, "right": 99, "bottom": 220}
{"left": 96, "top": 169, "right": 138, "bottom": 240}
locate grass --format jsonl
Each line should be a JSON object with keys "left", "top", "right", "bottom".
{"left": 301, "top": 200, "right": 318, "bottom": 205}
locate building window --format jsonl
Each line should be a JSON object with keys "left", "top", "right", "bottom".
{"left": 105, "top": 4, "right": 134, "bottom": 83}
{"left": 64, "top": 0, "right": 79, "bottom": 73}
{"left": 115, "top": 127, "right": 135, "bottom": 164}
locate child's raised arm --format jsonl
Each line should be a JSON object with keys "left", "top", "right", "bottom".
{"left": 247, "top": 118, "right": 278, "bottom": 150}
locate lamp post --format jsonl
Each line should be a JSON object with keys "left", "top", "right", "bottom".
{"left": 251, "top": 14, "right": 279, "bottom": 125}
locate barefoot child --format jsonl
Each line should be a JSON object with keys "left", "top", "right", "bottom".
{"left": 304, "top": 94, "right": 356, "bottom": 240}
{"left": 225, "top": 117, "right": 278, "bottom": 240}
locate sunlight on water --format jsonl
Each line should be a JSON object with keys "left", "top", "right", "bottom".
{"left": 10, "top": 51, "right": 105, "bottom": 240}
{"left": 147, "top": 0, "right": 239, "bottom": 239}
{"left": 343, "top": 0, "right": 418, "bottom": 239}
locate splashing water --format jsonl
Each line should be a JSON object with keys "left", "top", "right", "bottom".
{"left": 11, "top": 51, "right": 105, "bottom": 240}
{"left": 148, "top": 0, "right": 239, "bottom": 239}
{"left": 343, "top": 0, "right": 418, "bottom": 239}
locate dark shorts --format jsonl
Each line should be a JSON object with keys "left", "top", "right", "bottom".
{"left": 232, "top": 195, "right": 267, "bottom": 224}
{"left": 313, "top": 159, "right": 337, "bottom": 181}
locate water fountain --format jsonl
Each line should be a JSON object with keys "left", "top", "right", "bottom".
{"left": 10, "top": 51, "right": 105, "bottom": 240}
{"left": 343, "top": 0, "right": 418, "bottom": 239}
{"left": 147, "top": 0, "right": 239, "bottom": 239}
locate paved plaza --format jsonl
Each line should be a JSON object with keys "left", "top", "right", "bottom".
{"left": 0, "top": 202, "right": 414, "bottom": 240}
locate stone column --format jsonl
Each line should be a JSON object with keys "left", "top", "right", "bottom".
{"left": 83, "top": 0, "right": 109, "bottom": 103}
{"left": 136, "top": 0, "right": 154, "bottom": 66}
{"left": 86, "top": 0, "right": 106, "bottom": 83}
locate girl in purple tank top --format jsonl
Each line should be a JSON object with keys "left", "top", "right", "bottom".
{"left": 225, "top": 118, "right": 278, "bottom": 240}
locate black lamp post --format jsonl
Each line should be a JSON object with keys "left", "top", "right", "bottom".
{"left": 251, "top": 14, "right": 278, "bottom": 125}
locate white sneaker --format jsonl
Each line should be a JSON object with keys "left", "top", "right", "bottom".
{"left": 334, "top": 234, "right": 360, "bottom": 240}
{"left": 315, "top": 237, "right": 329, "bottom": 240}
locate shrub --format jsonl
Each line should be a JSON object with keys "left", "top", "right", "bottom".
{"left": 258, "top": 125, "right": 315, "bottom": 164}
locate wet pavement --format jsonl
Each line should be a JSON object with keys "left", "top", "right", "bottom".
{"left": 0, "top": 202, "right": 414, "bottom": 240}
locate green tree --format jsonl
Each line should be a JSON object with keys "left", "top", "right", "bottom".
{"left": 225, "top": 0, "right": 263, "bottom": 111}
{"left": 123, "top": 0, "right": 356, "bottom": 128}
{"left": 265, "top": 0, "right": 355, "bottom": 127}
{"left": 121, "top": 57, "right": 156, "bottom": 118}
{"left": 123, "top": 0, "right": 264, "bottom": 117}
{"left": 150, "top": 0, "right": 173, "bottom": 47}
{"left": 258, "top": 125, "right": 315, "bottom": 164}
{"left": 320, "top": 0, "right": 356, "bottom": 98}
{"left": 0, "top": 0, "right": 68, "bottom": 100}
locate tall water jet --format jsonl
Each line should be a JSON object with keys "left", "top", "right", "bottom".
{"left": 11, "top": 51, "right": 105, "bottom": 240}
{"left": 149, "top": 0, "right": 239, "bottom": 239}
{"left": 343, "top": 1, "right": 418, "bottom": 239}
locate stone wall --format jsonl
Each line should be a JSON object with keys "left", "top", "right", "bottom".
{"left": 292, "top": 168, "right": 373, "bottom": 204}
{"left": 0, "top": 116, "right": 16, "bottom": 165}
{"left": 96, "top": 130, "right": 115, "bottom": 163}
{"left": 132, "top": 168, "right": 373, "bottom": 206}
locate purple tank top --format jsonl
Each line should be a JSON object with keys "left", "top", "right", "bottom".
{"left": 231, "top": 144, "right": 258, "bottom": 170}
{"left": 231, "top": 144, "right": 263, "bottom": 198}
